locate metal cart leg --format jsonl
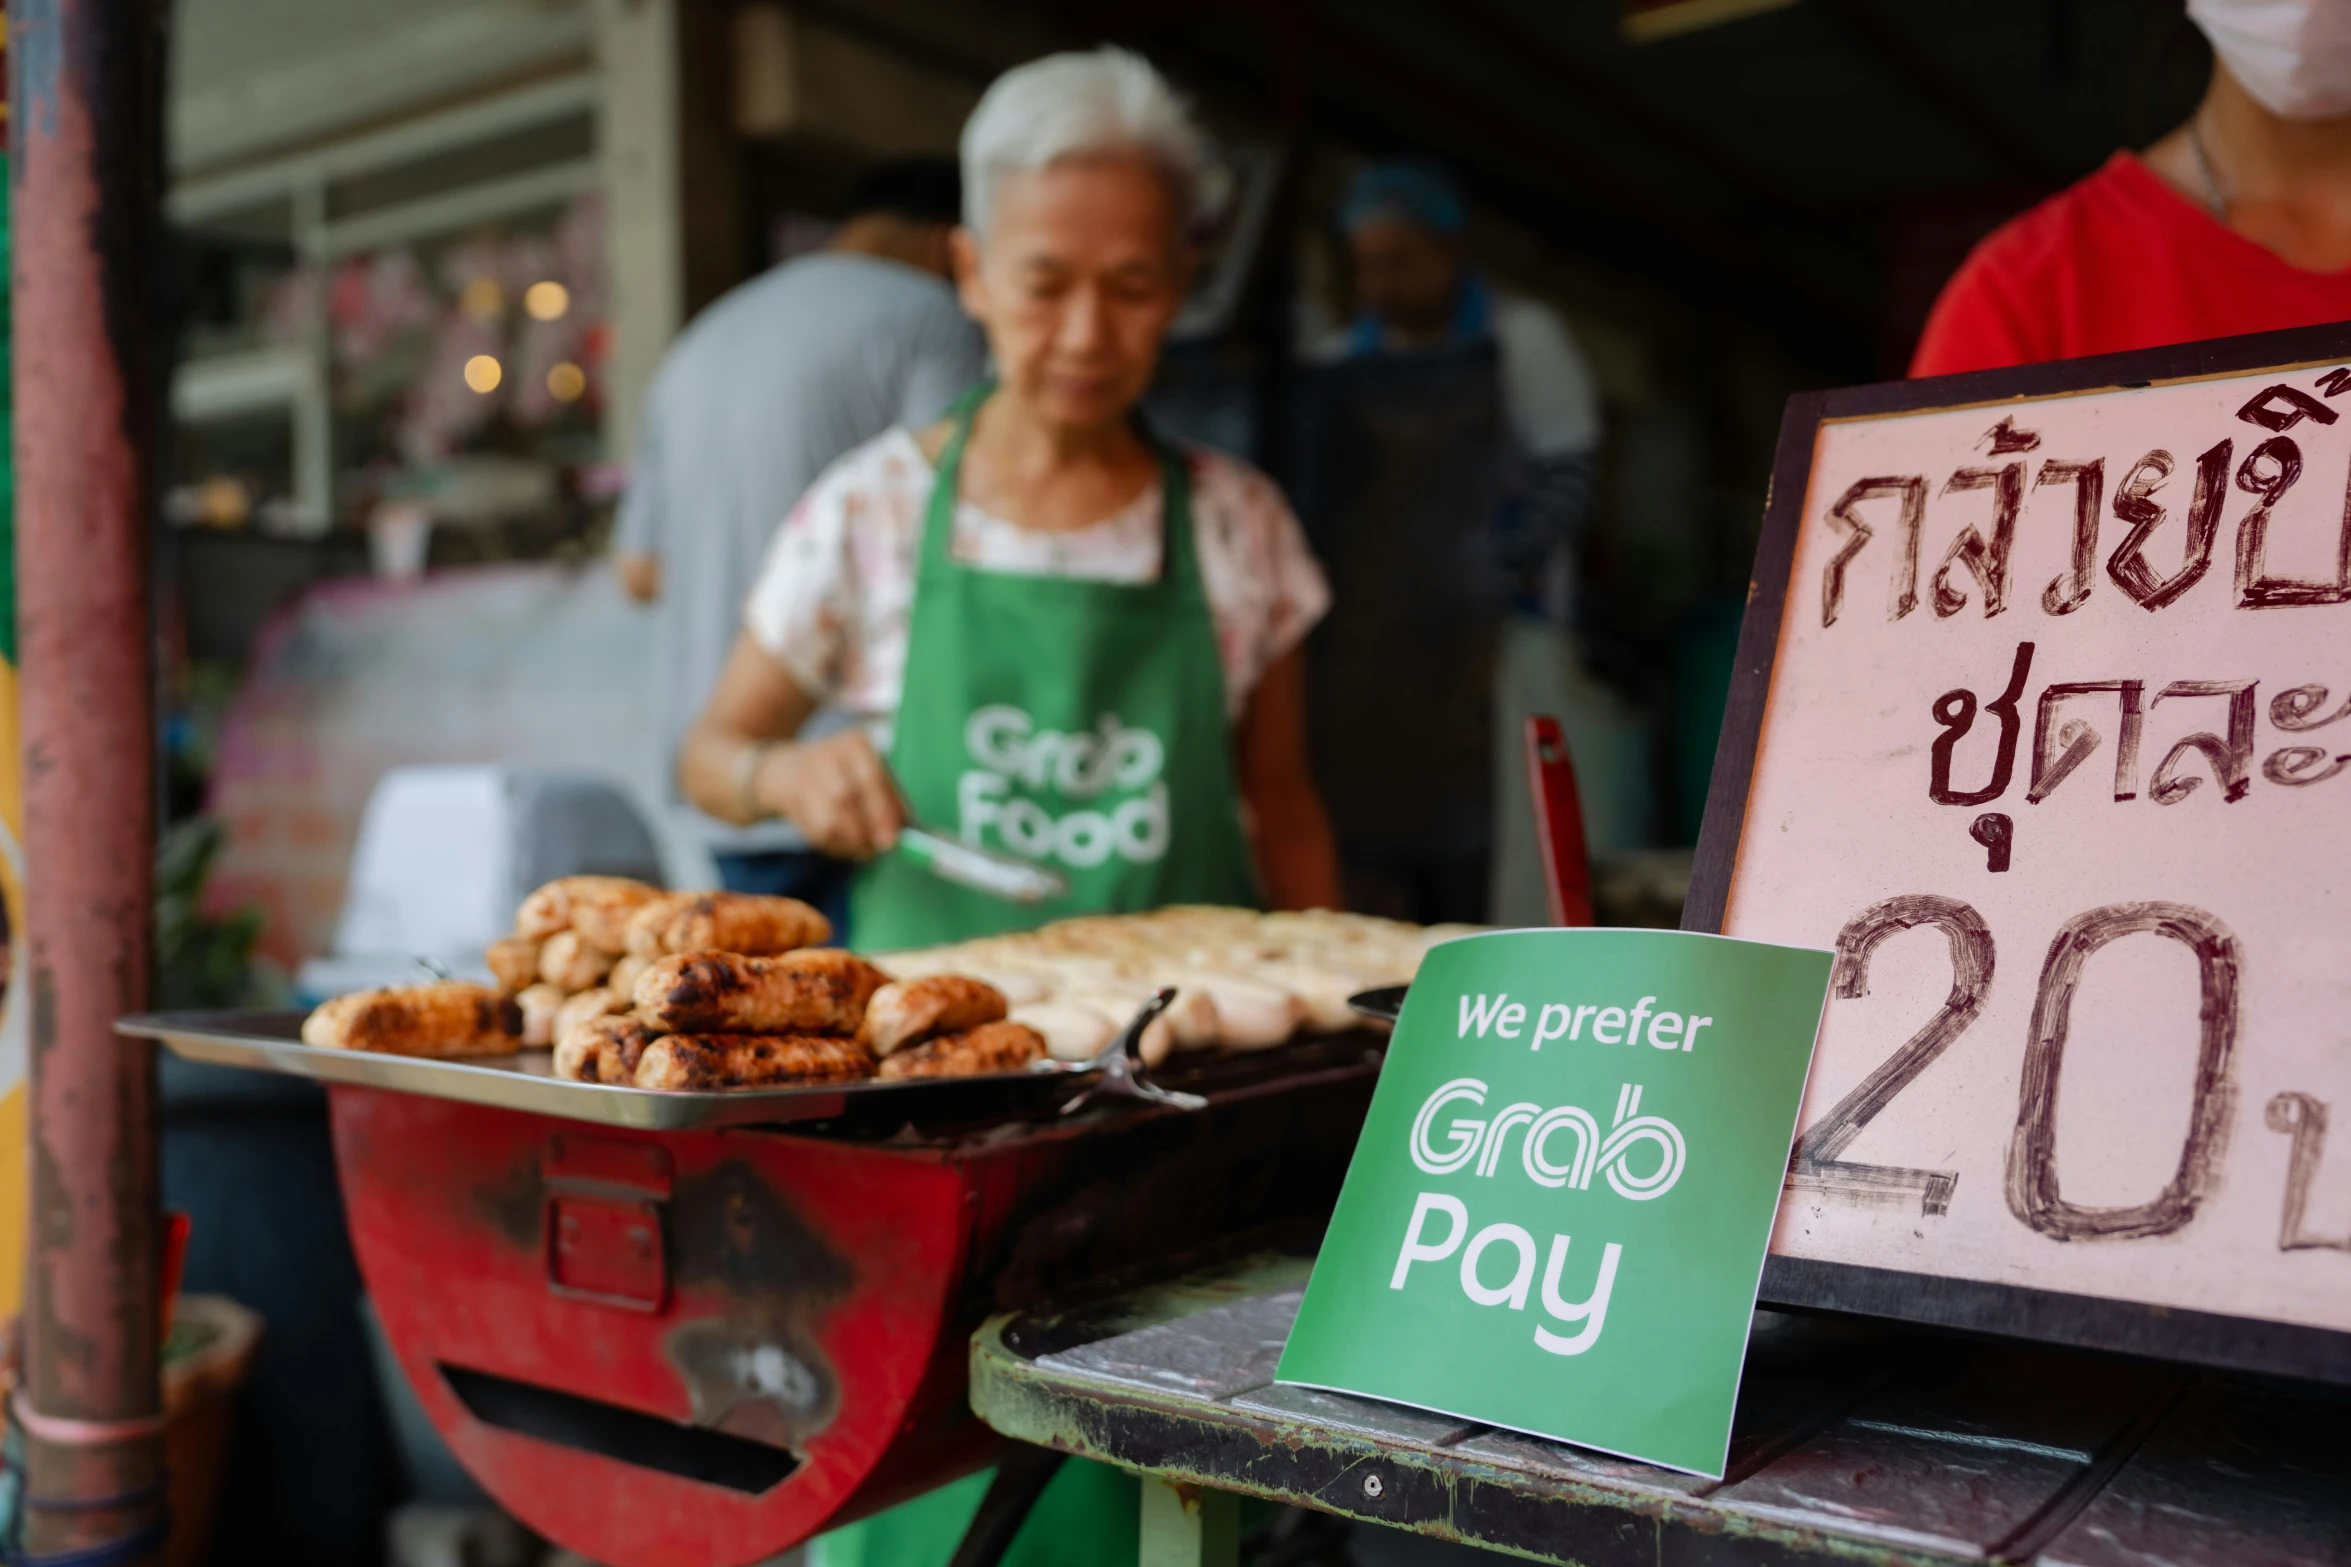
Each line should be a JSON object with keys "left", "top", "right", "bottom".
{"left": 946, "top": 1446, "right": 1068, "bottom": 1567}
{"left": 1139, "top": 1476, "right": 1238, "bottom": 1567}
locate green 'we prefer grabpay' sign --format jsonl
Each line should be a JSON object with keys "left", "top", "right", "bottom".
{"left": 1277, "top": 928, "right": 1833, "bottom": 1477}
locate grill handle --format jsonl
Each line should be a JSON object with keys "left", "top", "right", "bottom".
{"left": 1525, "top": 715, "right": 1596, "bottom": 928}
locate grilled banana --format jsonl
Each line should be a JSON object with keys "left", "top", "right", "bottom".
{"left": 607, "top": 951, "right": 649, "bottom": 1001}
{"left": 633, "top": 1033, "right": 875, "bottom": 1091}
{"left": 515, "top": 875, "right": 661, "bottom": 943}
{"left": 301, "top": 983, "right": 521, "bottom": 1057}
{"left": 515, "top": 983, "right": 565, "bottom": 1048}
{"left": 486, "top": 937, "right": 542, "bottom": 993}
{"left": 624, "top": 891, "right": 831, "bottom": 958}
{"left": 552, "top": 1013, "right": 659, "bottom": 1084}
{"left": 552, "top": 986, "right": 628, "bottom": 1045}
{"left": 567, "top": 881, "right": 666, "bottom": 954}
{"left": 634, "top": 948, "right": 886, "bottom": 1035}
{"left": 859, "top": 975, "right": 1008, "bottom": 1057}
{"left": 876, "top": 1021, "right": 1047, "bottom": 1079}
{"left": 1007, "top": 1001, "right": 1119, "bottom": 1062}
{"left": 539, "top": 929, "right": 614, "bottom": 993}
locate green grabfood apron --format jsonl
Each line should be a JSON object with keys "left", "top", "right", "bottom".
{"left": 820, "top": 390, "right": 1257, "bottom": 1567}
{"left": 848, "top": 387, "right": 1258, "bottom": 948}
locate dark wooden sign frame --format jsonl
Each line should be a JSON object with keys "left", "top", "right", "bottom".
{"left": 1687, "top": 319, "right": 2351, "bottom": 1386}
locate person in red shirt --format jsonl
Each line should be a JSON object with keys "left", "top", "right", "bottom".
{"left": 1912, "top": 0, "right": 2351, "bottom": 377}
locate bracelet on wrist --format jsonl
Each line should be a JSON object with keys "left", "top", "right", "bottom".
{"left": 733, "top": 740, "right": 777, "bottom": 821}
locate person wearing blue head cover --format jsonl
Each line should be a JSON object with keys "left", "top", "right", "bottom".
{"left": 1307, "top": 160, "right": 1610, "bottom": 925}
{"left": 1333, "top": 159, "right": 1599, "bottom": 494}
{"left": 1337, "top": 161, "right": 1483, "bottom": 348}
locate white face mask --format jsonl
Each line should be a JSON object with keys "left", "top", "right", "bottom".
{"left": 2189, "top": 0, "right": 2351, "bottom": 120}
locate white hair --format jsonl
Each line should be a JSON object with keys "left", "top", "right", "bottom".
{"left": 960, "top": 47, "right": 1203, "bottom": 239}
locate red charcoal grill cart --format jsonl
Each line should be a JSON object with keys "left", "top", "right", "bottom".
{"left": 126, "top": 727, "right": 1594, "bottom": 1566}
{"left": 323, "top": 1041, "right": 1379, "bottom": 1566}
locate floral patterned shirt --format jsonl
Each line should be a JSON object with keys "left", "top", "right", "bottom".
{"left": 742, "top": 428, "right": 1331, "bottom": 743}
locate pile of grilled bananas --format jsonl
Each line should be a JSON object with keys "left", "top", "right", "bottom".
{"left": 299, "top": 878, "right": 1046, "bottom": 1090}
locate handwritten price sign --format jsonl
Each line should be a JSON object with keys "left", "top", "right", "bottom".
{"left": 1695, "top": 327, "right": 2351, "bottom": 1378}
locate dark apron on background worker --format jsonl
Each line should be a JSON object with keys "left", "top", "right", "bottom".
{"left": 821, "top": 387, "right": 1256, "bottom": 1567}
{"left": 1282, "top": 344, "right": 1514, "bottom": 924}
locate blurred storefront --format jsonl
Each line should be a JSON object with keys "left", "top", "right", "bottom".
{"left": 165, "top": 0, "right": 1004, "bottom": 976}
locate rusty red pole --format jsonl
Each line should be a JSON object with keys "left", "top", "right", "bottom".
{"left": 14, "top": 0, "right": 168, "bottom": 1559}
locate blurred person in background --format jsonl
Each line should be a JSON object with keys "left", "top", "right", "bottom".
{"left": 614, "top": 159, "right": 985, "bottom": 923}
{"left": 1913, "top": 0, "right": 2351, "bottom": 374}
{"left": 1304, "top": 159, "right": 1604, "bottom": 922}
{"left": 679, "top": 44, "right": 1339, "bottom": 1561}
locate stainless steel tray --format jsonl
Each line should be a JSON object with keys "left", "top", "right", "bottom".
{"left": 117, "top": 1009, "right": 1097, "bottom": 1131}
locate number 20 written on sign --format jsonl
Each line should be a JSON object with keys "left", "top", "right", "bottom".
{"left": 1793, "top": 893, "right": 2344, "bottom": 1255}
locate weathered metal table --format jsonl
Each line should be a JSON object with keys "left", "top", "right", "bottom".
{"left": 970, "top": 1253, "right": 2351, "bottom": 1565}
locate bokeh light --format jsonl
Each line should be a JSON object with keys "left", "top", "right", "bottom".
{"left": 546, "top": 362, "right": 587, "bottom": 402}
{"left": 459, "top": 277, "right": 505, "bottom": 320}
{"left": 524, "top": 280, "right": 571, "bottom": 321}
{"left": 463, "top": 355, "right": 503, "bottom": 394}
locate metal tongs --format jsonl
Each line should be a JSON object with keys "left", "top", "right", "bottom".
{"left": 898, "top": 825, "right": 1069, "bottom": 905}
{"left": 1060, "top": 988, "right": 1207, "bottom": 1115}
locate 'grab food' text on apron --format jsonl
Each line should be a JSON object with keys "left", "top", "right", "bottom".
{"left": 956, "top": 704, "right": 1170, "bottom": 867}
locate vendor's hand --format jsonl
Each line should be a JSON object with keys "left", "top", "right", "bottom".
{"left": 759, "top": 732, "right": 906, "bottom": 860}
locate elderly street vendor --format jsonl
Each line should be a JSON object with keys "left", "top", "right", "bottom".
{"left": 679, "top": 49, "right": 1341, "bottom": 953}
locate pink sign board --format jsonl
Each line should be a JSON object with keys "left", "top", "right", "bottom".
{"left": 1693, "top": 326, "right": 2351, "bottom": 1379}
